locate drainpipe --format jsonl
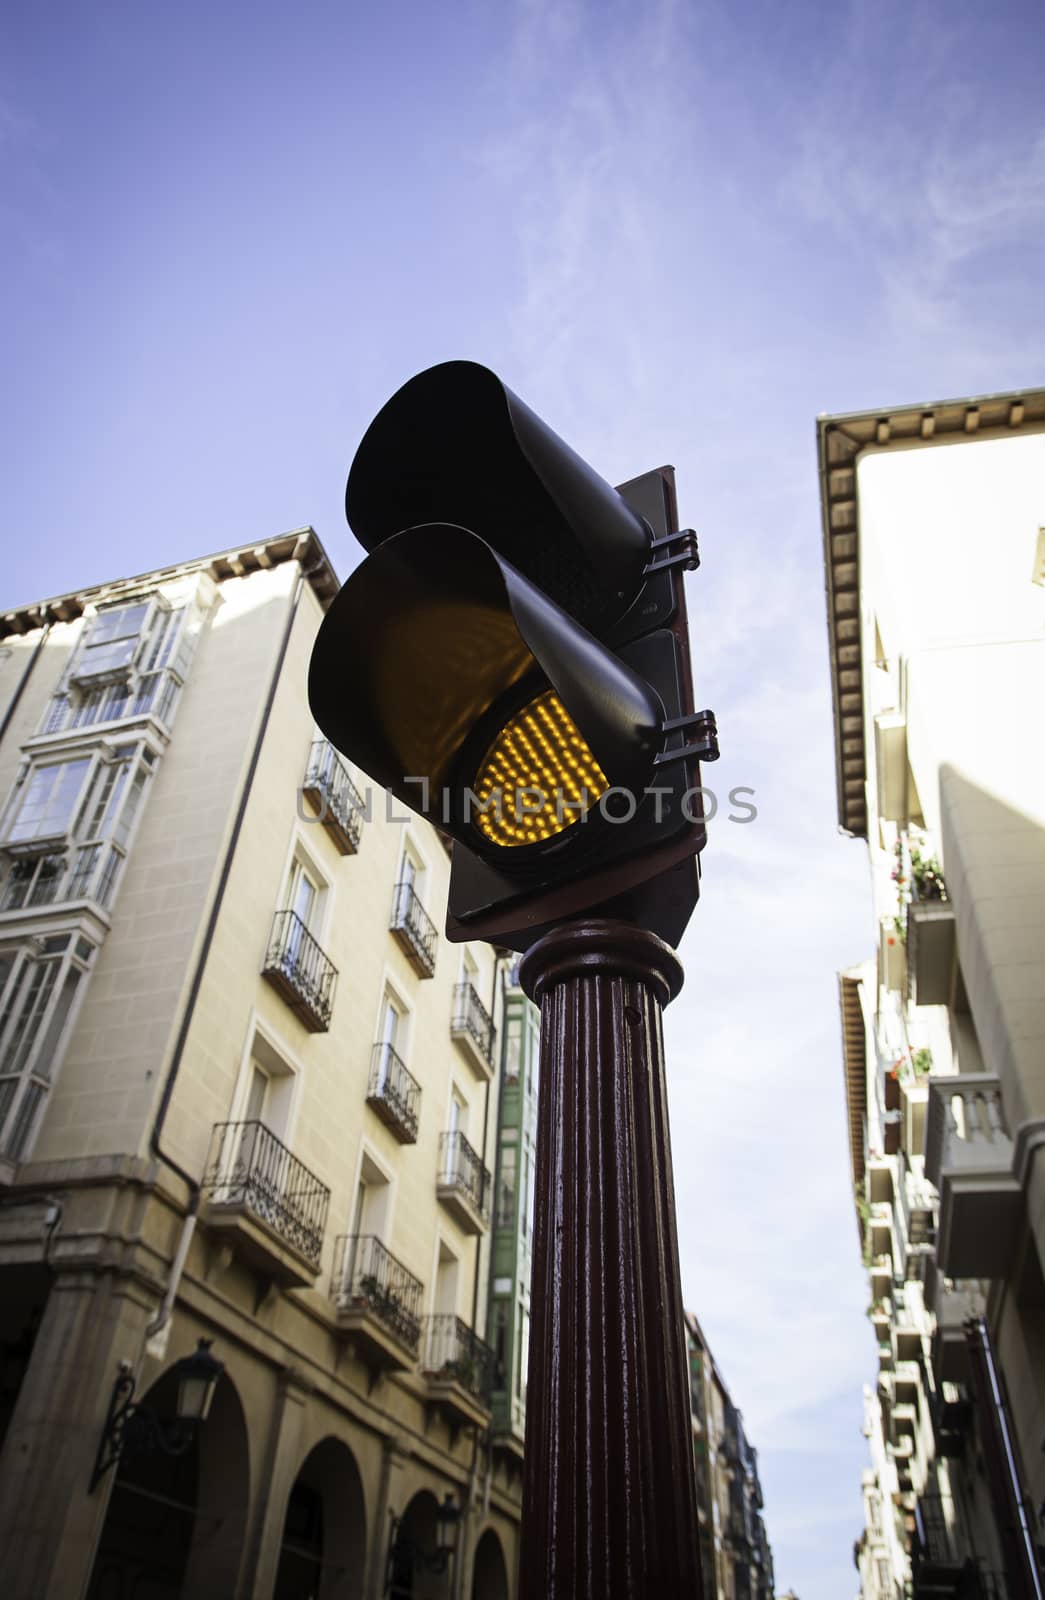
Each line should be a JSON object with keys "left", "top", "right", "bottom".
{"left": 0, "top": 621, "right": 52, "bottom": 745}
{"left": 964, "top": 1315, "right": 1044, "bottom": 1600}
{"left": 144, "top": 566, "right": 309, "bottom": 1355}
{"left": 457, "top": 951, "right": 507, "bottom": 1600}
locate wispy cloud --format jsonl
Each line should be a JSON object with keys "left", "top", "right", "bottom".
{"left": 782, "top": 0, "right": 1045, "bottom": 377}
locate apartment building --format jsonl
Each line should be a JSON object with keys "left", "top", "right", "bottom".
{"left": 0, "top": 530, "right": 519, "bottom": 1600}
{"left": 685, "top": 1310, "right": 774, "bottom": 1600}
{"left": 485, "top": 969, "right": 537, "bottom": 1485}
{"left": 821, "top": 388, "right": 1045, "bottom": 1599}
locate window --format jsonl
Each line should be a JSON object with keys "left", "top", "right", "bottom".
{"left": 491, "top": 1299, "right": 509, "bottom": 1389}
{"left": 444, "top": 1090, "right": 466, "bottom": 1179}
{"left": 496, "top": 1141, "right": 518, "bottom": 1227}
{"left": 7, "top": 760, "right": 92, "bottom": 844}
{"left": 504, "top": 1016, "right": 522, "bottom": 1083}
{"left": 73, "top": 602, "right": 151, "bottom": 683}
{"left": 521, "top": 1146, "right": 534, "bottom": 1241}
{"left": 351, "top": 1150, "right": 392, "bottom": 1240}
{"left": 435, "top": 1240, "right": 458, "bottom": 1316}
{"left": 0, "top": 934, "right": 95, "bottom": 1160}
{"left": 40, "top": 584, "right": 208, "bottom": 739}
{"left": 516, "top": 1297, "right": 529, "bottom": 1401}
{"left": 1, "top": 745, "right": 155, "bottom": 913}
{"left": 236, "top": 1030, "right": 297, "bottom": 1142}
{"left": 374, "top": 989, "right": 406, "bottom": 1090}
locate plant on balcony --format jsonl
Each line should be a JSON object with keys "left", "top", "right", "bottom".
{"left": 893, "top": 836, "right": 947, "bottom": 910}
{"left": 356, "top": 1273, "right": 403, "bottom": 1323}
{"left": 909, "top": 846, "right": 946, "bottom": 901}
{"left": 910, "top": 1047, "right": 933, "bottom": 1076}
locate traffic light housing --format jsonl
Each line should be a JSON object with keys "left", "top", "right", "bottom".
{"left": 308, "top": 361, "right": 717, "bottom": 952}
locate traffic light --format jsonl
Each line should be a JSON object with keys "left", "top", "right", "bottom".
{"left": 308, "top": 361, "right": 717, "bottom": 952}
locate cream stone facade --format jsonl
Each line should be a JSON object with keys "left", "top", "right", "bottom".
{"left": 0, "top": 531, "right": 518, "bottom": 1600}
{"left": 685, "top": 1311, "right": 774, "bottom": 1600}
{"left": 821, "top": 388, "right": 1045, "bottom": 1599}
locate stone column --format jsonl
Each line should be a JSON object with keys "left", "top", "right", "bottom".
{"left": 245, "top": 1365, "right": 311, "bottom": 1600}
{"left": 0, "top": 1265, "right": 158, "bottom": 1600}
{"left": 518, "top": 920, "right": 702, "bottom": 1600}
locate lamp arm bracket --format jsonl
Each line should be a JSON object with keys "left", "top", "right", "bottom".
{"left": 654, "top": 708, "right": 720, "bottom": 767}
{"left": 643, "top": 529, "right": 700, "bottom": 575}
{"left": 88, "top": 1365, "right": 195, "bottom": 1493}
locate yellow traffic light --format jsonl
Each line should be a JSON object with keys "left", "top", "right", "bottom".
{"left": 471, "top": 691, "right": 608, "bottom": 848}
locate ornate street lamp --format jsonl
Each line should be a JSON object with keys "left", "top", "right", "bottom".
{"left": 386, "top": 1493, "right": 461, "bottom": 1592}
{"left": 89, "top": 1338, "right": 225, "bottom": 1492}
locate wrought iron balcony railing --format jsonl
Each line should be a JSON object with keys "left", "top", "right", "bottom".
{"left": 301, "top": 739, "right": 365, "bottom": 855}
{"left": 390, "top": 881, "right": 437, "bottom": 977}
{"left": 204, "top": 1120, "right": 330, "bottom": 1269}
{"left": 438, "top": 1130, "right": 491, "bottom": 1221}
{"left": 451, "top": 980, "right": 496, "bottom": 1069}
{"left": 262, "top": 909, "right": 338, "bottom": 1031}
{"left": 366, "top": 1042, "right": 421, "bottom": 1143}
{"left": 333, "top": 1234, "right": 424, "bottom": 1354}
{"left": 424, "top": 1313, "right": 495, "bottom": 1401}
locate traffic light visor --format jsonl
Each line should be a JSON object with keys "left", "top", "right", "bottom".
{"left": 308, "top": 525, "right": 663, "bottom": 853}
{"left": 345, "top": 361, "right": 651, "bottom": 637}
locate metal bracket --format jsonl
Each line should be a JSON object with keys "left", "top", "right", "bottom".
{"left": 88, "top": 1362, "right": 196, "bottom": 1492}
{"left": 654, "top": 709, "right": 719, "bottom": 767}
{"left": 642, "top": 529, "right": 700, "bottom": 575}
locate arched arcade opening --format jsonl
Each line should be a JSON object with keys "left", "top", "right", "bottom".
{"left": 471, "top": 1526, "right": 509, "bottom": 1600}
{"left": 86, "top": 1363, "right": 249, "bottom": 1600}
{"left": 273, "top": 1434, "right": 367, "bottom": 1600}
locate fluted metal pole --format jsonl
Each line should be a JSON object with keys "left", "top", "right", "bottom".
{"left": 518, "top": 919, "right": 702, "bottom": 1600}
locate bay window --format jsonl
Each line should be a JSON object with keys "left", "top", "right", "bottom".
{"left": 7, "top": 759, "right": 92, "bottom": 845}
{"left": 0, "top": 744, "right": 156, "bottom": 913}
{"left": 72, "top": 601, "right": 151, "bottom": 683}
{"left": 39, "top": 584, "right": 207, "bottom": 739}
{"left": 0, "top": 932, "right": 95, "bottom": 1160}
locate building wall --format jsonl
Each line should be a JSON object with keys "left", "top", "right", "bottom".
{"left": 0, "top": 540, "right": 519, "bottom": 1600}
{"left": 834, "top": 417, "right": 1045, "bottom": 1596}
{"left": 685, "top": 1313, "right": 773, "bottom": 1600}
{"left": 486, "top": 976, "right": 538, "bottom": 1471}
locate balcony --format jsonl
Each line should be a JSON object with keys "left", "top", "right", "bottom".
{"left": 907, "top": 898, "right": 956, "bottom": 1007}
{"left": 332, "top": 1234, "right": 423, "bottom": 1374}
{"left": 890, "top": 1401, "right": 918, "bottom": 1443}
{"left": 437, "top": 1131, "right": 491, "bottom": 1234}
{"left": 879, "top": 919, "right": 907, "bottom": 993}
{"left": 366, "top": 1042, "right": 421, "bottom": 1144}
{"left": 262, "top": 910, "right": 338, "bottom": 1032}
{"left": 867, "top": 1157, "right": 894, "bottom": 1205}
{"left": 911, "top": 1491, "right": 971, "bottom": 1595}
{"left": 931, "top": 1385, "right": 973, "bottom": 1459}
{"left": 901, "top": 1075, "right": 929, "bottom": 1162}
{"left": 924, "top": 1075, "right": 1020, "bottom": 1278}
{"left": 451, "top": 981, "right": 496, "bottom": 1080}
{"left": 203, "top": 1121, "right": 330, "bottom": 1288}
{"left": 883, "top": 1067, "right": 902, "bottom": 1156}
{"left": 869, "top": 1202, "right": 894, "bottom": 1262}
{"left": 301, "top": 740, "right": 365, "bottom": 855}
{"left": 870, "top": 1255, "right": 893, "bottom": 1297}
{"left": 893, "top": 1360, "right": 922, "bottom": 1406}
{"left": 870, "top": 1298, "right": 892, "bottom": 1340}
{"left": 423, "top": 1313, "right": 494, "bottom": 1432}
{"left": 893, "top": 1312, "right": 923, "bottom": 1364}
{"left": 390, "top": 881, "right": 437, "bottom": 978}
{"left": 931, "top": 1279, "right": 986, "bottom": 1385}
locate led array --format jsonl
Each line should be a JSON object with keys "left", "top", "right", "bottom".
{"left": 471, "top": 690, "right": 608, "bottom": 848}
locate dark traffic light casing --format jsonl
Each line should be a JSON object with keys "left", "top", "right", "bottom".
{"left": 309, "top": 361, "right": 717, "bottom": 952}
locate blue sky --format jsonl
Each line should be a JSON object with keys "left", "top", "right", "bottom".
{"left": 4, "top": 1, "right": 1045, "bottom": 1594}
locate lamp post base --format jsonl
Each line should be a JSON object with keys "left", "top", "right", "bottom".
{"left": 518, "top": 919, "right": 703, "bottom": 1600}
